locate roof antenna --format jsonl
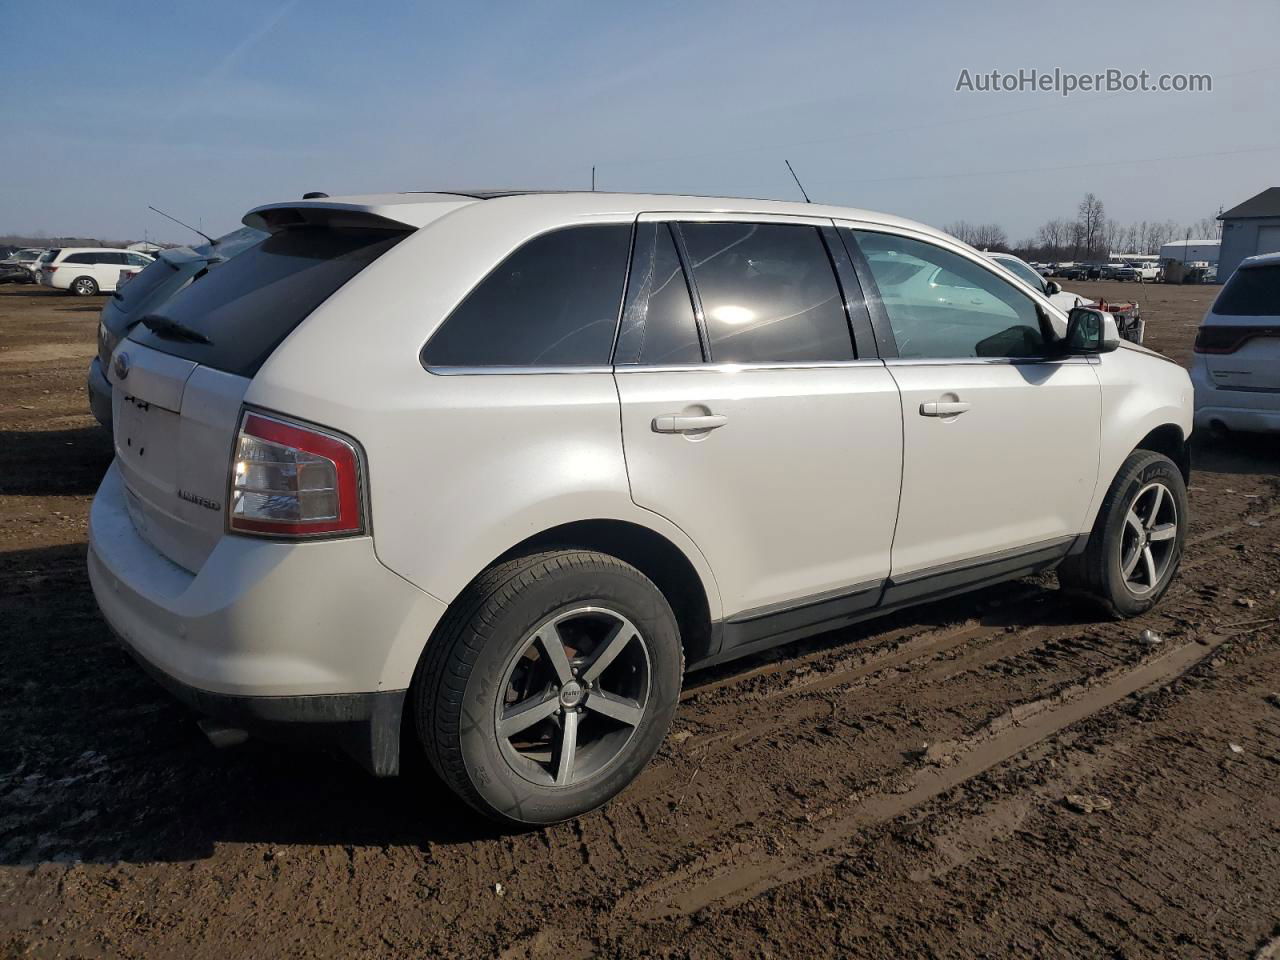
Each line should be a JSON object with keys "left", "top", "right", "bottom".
{"left": 591, "top": 166, "right": 596, "bottom": 192}
{"left": 148, "top": 205, "right": 216, "bottom": 246}
{"left": 785, "top": 159, "right": 811, "bottom": 203}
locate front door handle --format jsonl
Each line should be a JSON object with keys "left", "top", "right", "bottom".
{"left": 919, "top": 400, "right": 971, "bottom": 417}
{"left": 652, "top": 414, "right": 728, "bottom": 434}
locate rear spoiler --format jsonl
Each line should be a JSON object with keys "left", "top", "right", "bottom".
{"left": 243, "top": 204, "right": 414, "bottom": 234}
{"left": 243, "top": 195, "right": 475, "bottom": 234}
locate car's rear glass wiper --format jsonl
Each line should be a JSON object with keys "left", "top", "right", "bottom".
{"left": 139, "top": 314, "right": 213, "bottom": 345}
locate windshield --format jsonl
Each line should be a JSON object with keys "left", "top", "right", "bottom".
{"left": 128, "top": 226, "right": 408, "bottom": 376}
{"left": 994, "top": 256, "right": 1046, "bottom": 291}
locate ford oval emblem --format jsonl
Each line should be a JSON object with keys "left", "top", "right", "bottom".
{"left": 113, "top": 351, "right": 130, "bottom": 380}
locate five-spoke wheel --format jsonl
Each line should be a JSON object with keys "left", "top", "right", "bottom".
{"left": 1119, "top": 481, "right": 1179, "bottom": 596}
{"left": 497, "top": 606, "right": 650, "bottom": 787}
{"left": 415, "top": 549, "right": 682, "bottom": 825}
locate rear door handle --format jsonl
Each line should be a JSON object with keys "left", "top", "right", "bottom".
{"left": 652, "top": 414, "right": 728, "bottom": 434}
{"left": 919, "top": 400, "right": 971, "bottom": 417}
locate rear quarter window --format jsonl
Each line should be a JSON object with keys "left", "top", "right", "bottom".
{"left": 422, "top": 224, "right": 632, "bottom": 368}
{"left": 1212, "top": 265, "right": 1280, "bottom": 317}
{"left": 127, "top": 227, "right": 407, "bottom": 377}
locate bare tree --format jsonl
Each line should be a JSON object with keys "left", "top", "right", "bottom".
{"left": 971, "top": 223, "right": 1009, "bottom": 251}
{"left": 1076, "top": 193, "right": 1106, "bottom": 258}
{"left": 943, "top": 220, "right": 977, "bottom": 245}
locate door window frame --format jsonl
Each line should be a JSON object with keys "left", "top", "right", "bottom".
{"left": 836, "top": 222, "right": 1077, "bottom": 366}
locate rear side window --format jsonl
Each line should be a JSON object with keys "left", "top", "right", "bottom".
{"left": 423, "top": 224, "right": 631, "bottom": 368}
{"left": 129, "top": 227, "right": 407, "bottom": 377}
{"left": 1213, "top": 265, "right": 1280, "bottom": 316}
{"left": 615, "top": 222, "right": 702, "bottom": 364}
{"left": 65, "top": 253, "right": 96, "bottom": 265}
{"left": 678, "top": 222, "right": 853, "bottom": 363}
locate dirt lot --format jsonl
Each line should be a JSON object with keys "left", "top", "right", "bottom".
{"left": 1, "top": 280, "right": 1278, "bottom": 959}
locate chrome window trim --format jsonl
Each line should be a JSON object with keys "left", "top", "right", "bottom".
{"left": 428, "top": 359, "right": 892, "bottom": 376}
{"left": 426, "top": 365, "right": 615, "bottom": 376}
{"left": 614, "top": 359, "right": 887, "bottom": 374}
{"left": 883, "top": 356, "right": 1096, "bottom": 367}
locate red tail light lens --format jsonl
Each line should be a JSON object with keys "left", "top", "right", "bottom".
{"left": 229, "top": 411, "right": 365, "bottom": 538}
{"left": 1194, "top": 325, "right": 1278, "bottom": 354}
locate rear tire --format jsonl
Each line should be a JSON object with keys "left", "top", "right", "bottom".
{"left": 71, "top": 276, "right": 98, "bottom": 296}
{"left": 414, "top": 549, "right": 683, "bottom": 825}
{"left": 1058, "top": 450, "right": 1187, "bottom": 618}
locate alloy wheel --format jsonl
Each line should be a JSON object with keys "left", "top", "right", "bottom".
{"left": 495, "top": 606, "right": 650, "bottom": 788}
{"left": 1119, "top": 481, "right": 1178, "bottom": 596}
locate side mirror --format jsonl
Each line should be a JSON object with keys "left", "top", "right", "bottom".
{"left": 1045, "top": 280, "right": 1062, "bottom": 296}
{"left": 1063, "top": 306, "right": 1121, "bottom": 354}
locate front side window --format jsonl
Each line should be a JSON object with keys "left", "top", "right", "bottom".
{"left": 423, "top": 224, "right": 632, "bottom": 368}
{"left": 850, "top": 231, "right": 1047, "bottom": 359}
{"left": 678, "top": 222, "right": 853, "bottom": 363}
{"left": 615, "top": 222, "right": 702, "bottom": 365}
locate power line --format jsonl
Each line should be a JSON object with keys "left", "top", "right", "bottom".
{"left": 835, "top": 142, "right": 1280, "bottom": 186}
{"left": 595, "top": 62, "right": 1279, "bottom": 175}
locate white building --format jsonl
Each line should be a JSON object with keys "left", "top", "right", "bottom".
{"left": 1158, "top": 239, "right": 1219, "bottom": 264}
{"left": 1218, "top": 187, "right": 1280, "bottom": 280}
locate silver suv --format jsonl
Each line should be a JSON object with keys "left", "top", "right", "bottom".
{"left": 88, "top": 191, "right": 1193, "bottom": 824}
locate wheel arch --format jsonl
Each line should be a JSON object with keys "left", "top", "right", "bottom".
{"left": 488, "top": 519, "right": 717, "bottom": 665}
{"left": 1135, "top": 423, "right": 1191, "bottom": 482}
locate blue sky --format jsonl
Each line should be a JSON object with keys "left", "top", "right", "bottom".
{"left": 2, "top": 0, "right": 1277, "bottom": 244}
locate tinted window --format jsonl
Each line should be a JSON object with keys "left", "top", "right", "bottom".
{"left": 129, "top": 227, "right": 407, "bottom": 376}
{"left": 65, "top": 253, "right": 96, "bottom": 265}
{"left": 423, "top": 224, "right": 631, "bottom": 367}
{"left": 615, "top": 222, "right": 702, "bottom": 364}
{"left": 1213, "top": 265, "right": 1280, "bottom": 316}
{"left": 127, "top": 253, "right": 152, "bottom": 267}
{"left": 679, "top": 222, "right": 852, "bottom": 363}
{"left": 851, "top": 231, "right": 1047, "bottom": 359}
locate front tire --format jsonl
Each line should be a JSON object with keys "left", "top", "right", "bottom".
{"left": 1058, "top": 450, "right": 1187, "bottom": 617}
{"left": 414, "top": 550, "right": 682, "bottom": 825}
{"left": 71, "top": 276, "right": 99, "bottom": 296}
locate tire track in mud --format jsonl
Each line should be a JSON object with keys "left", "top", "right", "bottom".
{"left": 622, "top": 620, "right": 1254, "bottom": 922}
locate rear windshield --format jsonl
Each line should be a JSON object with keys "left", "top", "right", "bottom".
{"left": 128, "top": 227, "right": 407, "bottom": 376}
{"left": 1212, "top": 264, "right": 1280, "bottom": 317}
{"left": 111, "top": 253, "right": 193, "bottom": 314}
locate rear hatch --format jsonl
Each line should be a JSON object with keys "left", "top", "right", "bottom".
{"left": 1198, "top": 262, "right": 1280, "bottom": 392}
{"left": 109, "top": 222, "right": 410, "bottom": 573}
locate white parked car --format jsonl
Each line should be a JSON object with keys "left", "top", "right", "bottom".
{"left": 38, "top": 247, "right": 155, "bottom": 295}
{"left": 985, "top": 252, "right": 1091, "bottom": 311}
{"left": 1192, "top": 251, "right": 1280, "bottom": 433}
{"left": 88, "top": 191, "right": 1193, "bottom": 825}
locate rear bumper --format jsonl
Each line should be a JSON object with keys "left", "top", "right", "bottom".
{"left": 87, "top": 356, "right": 112, "bottom": 427}
{"left": 87, "top": 461, "right": 449, "bottom": 774}
{"left": 1192, "top": 359, "right": 1280, "bottom": 433}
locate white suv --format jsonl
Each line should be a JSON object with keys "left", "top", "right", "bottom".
{"left": 88, "top": 191, "right": 1194, "bottom": 824}
{"left": 38, "top": 247, "right": 154, "bottom": 295}
{"left": 1192, "top": 252, "right": 1280, "bottom": 433}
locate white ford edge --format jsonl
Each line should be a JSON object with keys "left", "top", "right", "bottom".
{"left": 88, "top": 191, "right": 1194, "bottom": 824}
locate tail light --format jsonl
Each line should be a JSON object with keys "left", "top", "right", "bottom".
{"left": 45, "top": 266, "right": 58, "bottom": 274}
{"left": 229, "top": 411, "right": 366, "bottom": 538}
{"left": 1194, "top": 325, "right": 1277, "bottom": 354}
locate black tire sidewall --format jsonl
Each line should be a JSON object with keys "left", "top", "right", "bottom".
{"left": 73, "top": 277, "right": 97, "bottom": 296}
{"left": 455, "top": 563, "right": 681, "bottom": 825}
{"left": 1098, "top": 454, "right": 1187, "bottom": 616}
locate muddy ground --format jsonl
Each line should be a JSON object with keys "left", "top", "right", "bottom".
{"left": 1, "top": 279, "right": 1278, "bottom": 959}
